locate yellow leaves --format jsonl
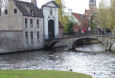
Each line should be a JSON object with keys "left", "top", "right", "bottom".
{"left": 55, "top": 0, "right": 63, "bottom": 21}
{"left": 97, "top": 0, "right": 115, "bottom": 32}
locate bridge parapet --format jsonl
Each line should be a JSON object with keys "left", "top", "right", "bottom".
{"left": 44, "top": 35, "right": 115, "bottom": 51}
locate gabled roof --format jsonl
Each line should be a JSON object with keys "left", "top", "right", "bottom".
{"left": 72, "top": 12, "right": 88, "bottom": 28}
{"left": 14, "top": 1, "right": 43, "bottom": 17}
{"left": 42, "top": 1, "right": 60, "bottom": 8}
{"left": 72, "top": 13, "right": 84, "bottom": 21}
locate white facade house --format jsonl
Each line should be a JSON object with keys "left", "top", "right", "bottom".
{"left": 42, "top": 1, "right": 59, "bottom": 39}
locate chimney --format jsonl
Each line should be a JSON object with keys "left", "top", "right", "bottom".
{"left": 68, "top": 9, "right": 72, "bottom": 17}
{"left": 31, "top": 0, "right": 37, "bottom": 6}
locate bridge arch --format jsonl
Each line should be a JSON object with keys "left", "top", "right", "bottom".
{"left": 72, "top": 37, "right": 104, "bottom": 50}
{"left": 45, "top": 40, "right": 67, "bottom": 49}
{"left": 110, "top": 43, "right": 115, "bottom": 51}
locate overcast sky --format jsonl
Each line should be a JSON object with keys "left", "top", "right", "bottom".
{"left": 36, "top": 0, "right": 102, "bottom": 14}
{"left": 24, "top": 0, "right": 110, "bottom": 14}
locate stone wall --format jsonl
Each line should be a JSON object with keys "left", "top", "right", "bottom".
{"left": 0, "top": 1, "right": 45, "bottom": 54}
{"left": 0, "top": 30, "right": 45, "bottom": 54}
{"left": 59, "top": 28, "right": 64, "bottom": 38}
{"left": 0, "top": 1, "right": 23, "bottom": 30}
{"left": 45, "top": 36, "right": 115, "bottom": 52}
{"left": 97, "top": 36, "right": 115, "bottom": 51}
{"left": 0, "top": 31, "right": 25, "bottom": 53}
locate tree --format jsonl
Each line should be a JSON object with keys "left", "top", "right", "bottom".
{"left": 67, "top": 21, "right": 74, "bottom": 35}
{"left": 110, "top": 0, "right": 115, "bottom": 33}
{"left": 55, "top": 0, "right": 63, "bottom": 21}
{"left": 97, "top": 0, "right": 115, "bottom": 34}
{"left": 88, "top": 14, "right": 97, "bottom": 31}
{"left": 55, "top": 0, "right": 72, "bottom": 34}
{"left": 61, "top": 15, "right": 69, "bottom": 34}
{"left": 97, "top": 0, "right": 107, "bottom": 29}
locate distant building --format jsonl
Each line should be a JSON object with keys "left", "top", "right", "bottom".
{"left": 85, "top": 0, "right": 97, "bottom": 16}
{"left": 84, "top": 0, "right": 97, "bottom": 31}
{"left": 68, "top": 10, "right": 88, "bottom": 35}
{"left": 85, "top": 9, "right": 97, "bottom": 16}
{"left": 89, "top": 0, "right": 96, "bottom": 9}
{"left": 0, "top": 0, "right": 60, "bottom": 53}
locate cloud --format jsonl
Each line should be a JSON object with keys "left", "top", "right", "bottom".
{"left": 22, "top": 0, "right": 103, "bottom": 14}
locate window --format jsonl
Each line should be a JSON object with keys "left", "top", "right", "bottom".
{"left": 30, "top": 31, "right": 33, "bottom": 43}
{"left": 25, "top": 31, "right": 28, "bottom": 43}
{"left": 14, "top": 9, "right": 17, "bottom": 13}
{"left": 30, "top": 19, "right": 33, "bottom": 28}
{"left": 37, "top": 19, "right": 39, "bottom": 28}
{"left": 30, "top": 10, "right": 33, "bottom": 16}
{"left": 0, "top": 9, "right": 1, "bottom": 16}
{"left": 37, "top": 31, "right": 39, "bottom": 42}
{"left": 50, "top": 10, "right": 52, "bottom": 15}
{"left": 25, "top": 18, "right": 28, "bottom": 28}
{"left": 5, "top": 9, "right": 8, "bottom": 14}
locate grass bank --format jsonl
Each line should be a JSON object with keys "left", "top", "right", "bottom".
{"left": 0, "top": 70, "right": 92, "bottom": 78}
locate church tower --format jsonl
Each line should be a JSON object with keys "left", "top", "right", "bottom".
{"left": 89, "top": 0, "right": 96, "bottom": 9}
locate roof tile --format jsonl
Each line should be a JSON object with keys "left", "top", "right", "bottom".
{"left": 14, "top": 1, "right": 43, "bottom": 17}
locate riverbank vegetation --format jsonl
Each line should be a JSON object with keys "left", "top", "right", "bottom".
{"left": 0, "top": 70, "right": 92, "bottom": 78}
{"left": 97, "top": 0, "right": 115, "bottom": 34}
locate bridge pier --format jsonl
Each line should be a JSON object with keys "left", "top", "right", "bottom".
{"left": 98, "top": 36, "right": 115, "bottom": 51}
{"left": 111, "top": 43, "right": 115, "bottom": 51}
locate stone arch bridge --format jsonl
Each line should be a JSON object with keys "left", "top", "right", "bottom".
{"left": 45, "top": 35, "right": 115, "bottom": 51}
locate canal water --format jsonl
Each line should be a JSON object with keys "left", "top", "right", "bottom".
{"left": 0, "top": 45, "right": 115, "bottom": 78}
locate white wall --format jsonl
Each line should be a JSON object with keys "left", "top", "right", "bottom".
{"left": 43, "top": 6, "right": 59, "bottom": 39}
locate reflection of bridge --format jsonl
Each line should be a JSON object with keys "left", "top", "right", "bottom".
{"left": 45, "top": 35, "right": 115, "bottom": 51}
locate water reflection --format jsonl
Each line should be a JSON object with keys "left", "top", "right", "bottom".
{"left": 75, "top": 43, "right": 105, "bottom": 52}
{"left": 0, "top": 49, "right": 115, "bottom": 78}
